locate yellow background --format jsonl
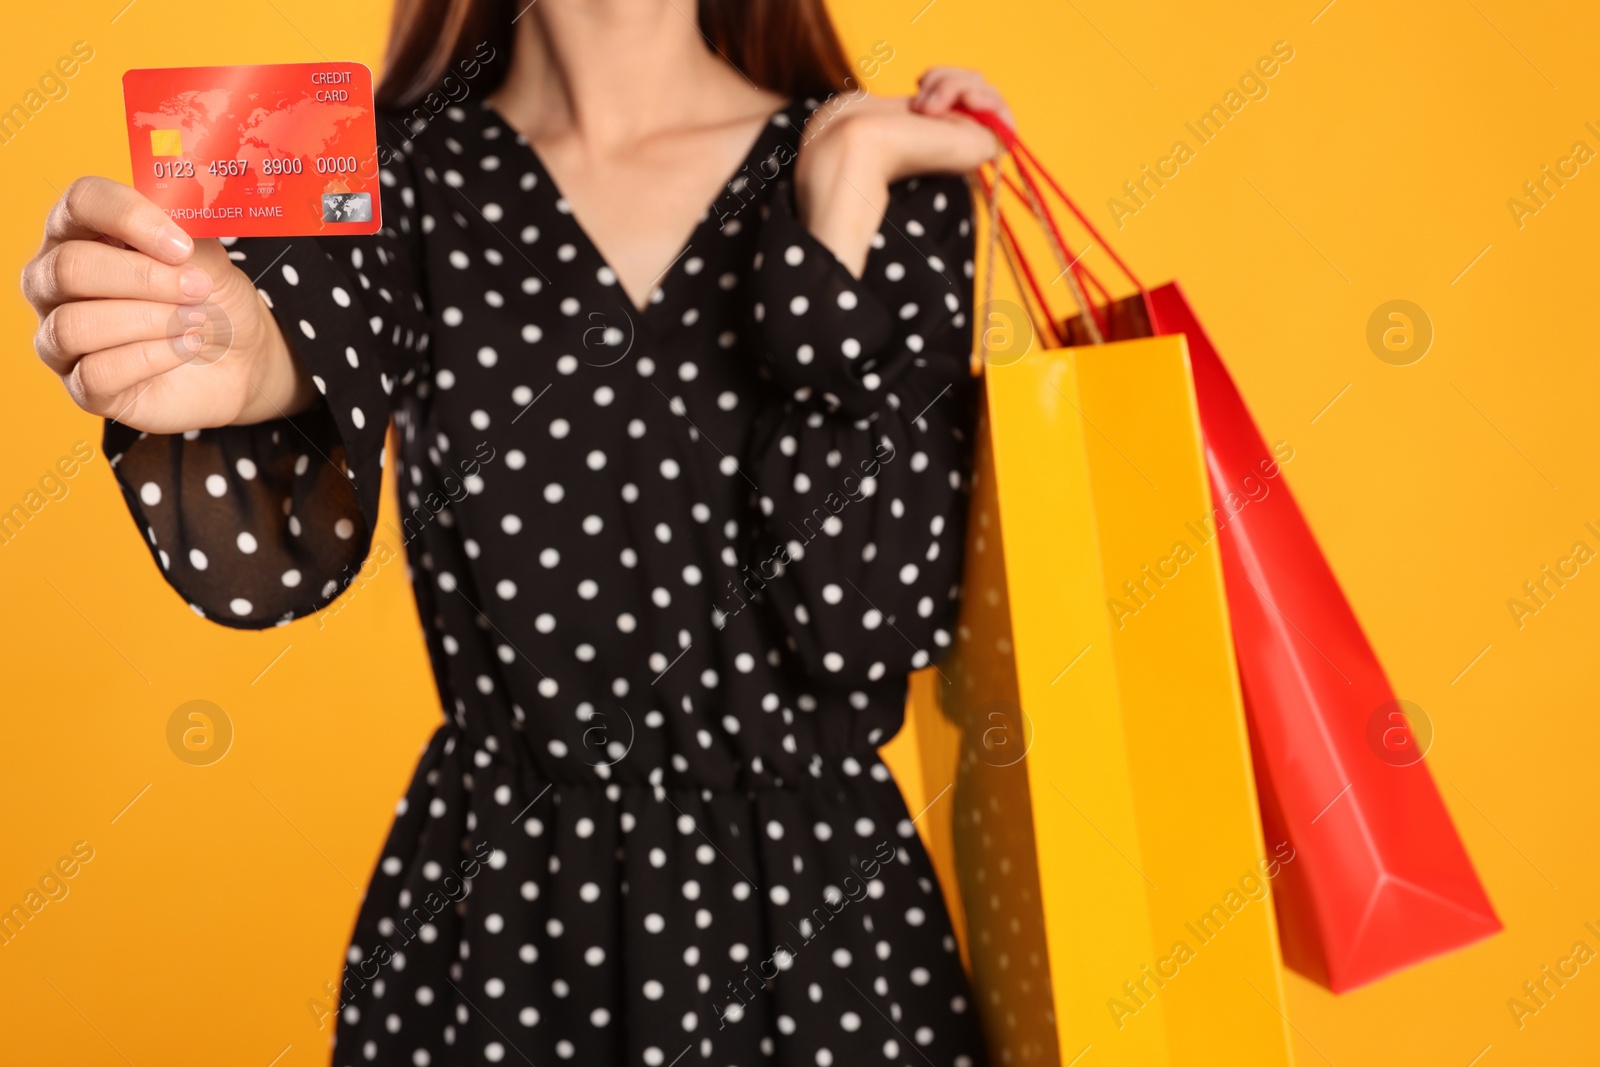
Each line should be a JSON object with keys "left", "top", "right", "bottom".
{"left": 1, "top": 1, "right": 1595, "bottom": 1064}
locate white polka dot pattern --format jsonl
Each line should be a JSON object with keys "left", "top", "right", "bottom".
{"left": 100, "top": 96, "right": 984, "bottom": 1067}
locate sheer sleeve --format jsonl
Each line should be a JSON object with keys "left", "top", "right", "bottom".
{"left": 738, "top": 172, "right": 978, "bottom": 688}
{"left": 102, "top": 126, "right": 430, "bottom": 628}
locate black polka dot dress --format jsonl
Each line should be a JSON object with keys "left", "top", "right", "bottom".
{"left": 104, "top": 96, "right": 986, "bottom": 1067}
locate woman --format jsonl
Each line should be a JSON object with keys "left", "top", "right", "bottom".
{"left": 24, "top": 1, "right": 1009, "bottom": 1063}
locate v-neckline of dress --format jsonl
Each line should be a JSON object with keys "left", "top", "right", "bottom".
{"left": 477, "top": 98, "right": 798, "bottom": 321}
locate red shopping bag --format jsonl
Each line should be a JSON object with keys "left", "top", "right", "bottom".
{"left": 964, "top": 106, "right": 1502, "bottom": 992}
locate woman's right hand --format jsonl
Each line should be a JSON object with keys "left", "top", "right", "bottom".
{"left": 22, "top": 176, "right": 315, "bottom": 435}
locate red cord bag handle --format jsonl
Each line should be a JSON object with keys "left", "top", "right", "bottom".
{"left": 956, "top": 104, "right": 1149, "bottom": 354}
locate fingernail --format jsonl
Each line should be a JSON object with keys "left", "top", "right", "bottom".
{"left": 157, "top": 224, "right": 193, "bottom": 260}
{"left": 179, "top": 269, "right": 211, "bottom": 299}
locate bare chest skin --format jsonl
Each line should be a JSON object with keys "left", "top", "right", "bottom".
{"left": 492, "top": 92, "right": 786, "bottom": 313}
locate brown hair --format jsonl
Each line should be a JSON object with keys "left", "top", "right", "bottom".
{"left": 375, "top": 0, "right": 854, "bottom": 111}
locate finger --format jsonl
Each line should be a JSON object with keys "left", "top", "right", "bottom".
{"left": 913, "top": 68, "right": 965, "bottom": 109}
{"left": 915, "top": 72, "right": 988, "bottom": 116}
{"left": 179, "top": 238, "right": 247, "bottom": 307}
{"left": 914, "top": 67, "right": 966, "bottom": 94}
{"left": 185, "top": 237, "right": 240, "bottom": 284}
{"left": 40, "top": 177, "right": 193, "bottom": 265}
{"left": 65, "top": 335, "right": 204, "bottom": 415}
{"left": 915, "top": 81, "right": 963, "bottom": 116}
{"left": 927, "top": 111, "right": 1004, "bottom": 167}
{"left": 953, "top": 84, "right": 1012, "bottom": 126}
{"left": 23, "top": 239, "right": 212, "bottom": 314}
{"left": 64, "top": 358, "right": 159, "bottom": 426}
{"left": 35, "top": 298, "right": 188, "bottom": 375}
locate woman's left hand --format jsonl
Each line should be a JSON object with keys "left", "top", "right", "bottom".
{"left": 794, "top": 67, "right": 1010, "bottom": 276}
{"left": 910, "top": 66, "right": 1013, "bottom": 142}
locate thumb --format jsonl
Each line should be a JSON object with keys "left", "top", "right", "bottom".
{"left": 185, "top": 236, "right": 237, "bottom": 279}
{"left": 188, "top": 237, "right": 266, "bottom": 320}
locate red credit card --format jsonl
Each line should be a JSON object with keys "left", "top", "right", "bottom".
{"left": 123, "top": 62, "right": 382, "bottom": 238}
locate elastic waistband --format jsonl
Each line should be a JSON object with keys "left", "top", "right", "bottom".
{"left": 431, "top": 722, "right": 897, "bottom": 795}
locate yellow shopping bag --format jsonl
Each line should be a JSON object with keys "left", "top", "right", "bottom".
{"left": 882, "top": 330, "right": 1296, "bottom": 1066}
